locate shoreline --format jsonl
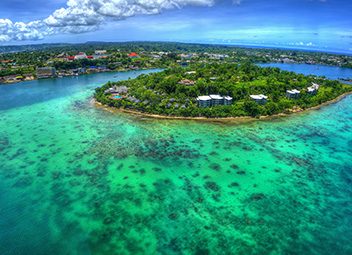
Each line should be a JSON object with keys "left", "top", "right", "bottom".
{"left": 2, "top": 63, "right": 351, "bottom": 86}
{"left": 2, "top": 62, "right": 352, "bottom": 86}
{"left": 93, "top": 91, "right": 352, "bottom": 123}
{"left": 0, "top": 67, "right": 160, "bottom": 86}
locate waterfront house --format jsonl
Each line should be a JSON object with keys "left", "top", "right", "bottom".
{"left": 36, "top": 67, "right": 56, "bottom": 79}
{"left": 250, "top": 94, "right": 268, "bottom": 104}
{"left": 72, "top": 68, "right": 86, "bottom": 75}
{"left": 197, "top": 96, "right": 212, "bottom": 107}
{"left": 307, "top": 83, "right": 320, "bottom": 94}
{"left": 286, "top": 89, "right": 301, "bottom": 99}
{"left": 209, "top": 95, "right": 224, "bottom": 106}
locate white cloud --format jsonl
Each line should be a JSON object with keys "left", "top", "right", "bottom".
{"left": 0, "top": 0, "right": 214, "bottom": 42}
{"left": 0, "top": 19, "right": 55, "bottom": 42}
{"left": 45, "top": 0, "right": 214, "bottom": 27}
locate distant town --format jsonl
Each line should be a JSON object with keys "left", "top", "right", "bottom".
{"left": 1, "top": 42, "right": 352, "bottom": 84}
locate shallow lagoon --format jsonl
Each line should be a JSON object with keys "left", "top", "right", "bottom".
{"left": 0, "top": 66, "right": 352, "bottom": 255}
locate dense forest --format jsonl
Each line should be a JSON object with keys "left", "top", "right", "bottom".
{"left": 95, "top": 62, "right": 352, "bottom": 118}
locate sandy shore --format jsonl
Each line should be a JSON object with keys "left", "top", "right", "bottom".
{"left": 93, "top": 91, "right": 352, "bottom": 123}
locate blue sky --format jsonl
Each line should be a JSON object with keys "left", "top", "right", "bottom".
{"left": 0, "top": 0, "right": 351, "bottom": 53}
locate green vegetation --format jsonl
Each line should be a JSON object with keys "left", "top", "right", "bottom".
{"left": 95, "top": 62, "right": 352, "bottom": 118}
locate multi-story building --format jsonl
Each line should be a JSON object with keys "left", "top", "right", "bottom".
{"left": 36, "top": 67, "right": 56, "bottom": 79}
{"left": 250, "top": 94, "right": 268, "bottom": 104}
{"left": 209, "top": 95, "right": 224, "bottom": 106}
{"left": 197, "top": 96, "right": 212, "bottom": 107}
{"left": 224, "top": 96, "right": 233, "bottom": 105}
{"left": 197, "top": 95, "right": 233, "bottom": 107}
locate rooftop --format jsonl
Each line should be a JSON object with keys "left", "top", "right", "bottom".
{"left": 287, "top": 89, "right": 301, "bottom": 94}
{"left": 178, "top": 79, "right": 195, "bottom": 85}
{"left": 250, "top": 94, "right": 268, "bottom": 100}
{"left": 129, "top": 52, "right": 139, "bottom": 57}
{"left": 197, "top": 96, "right": 212, "bottom": 101}
{"left": 209, "top": 95, "right": 223, "bottom": 100}
{"left": 308, "top": 83, "right": 320, "bottom": 91}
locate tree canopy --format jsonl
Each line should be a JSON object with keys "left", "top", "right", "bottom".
{"left": 95, "top": 62, "right": 352, "bottom": 118}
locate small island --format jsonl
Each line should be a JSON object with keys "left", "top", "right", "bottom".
{"left": 95, "top": 62, "right": 352, "bottom": 118}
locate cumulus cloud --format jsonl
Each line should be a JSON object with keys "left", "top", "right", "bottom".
{"left": 45, "top": 0, "right": 214, "bottom": 27}
{"left": 0, "top": 0, "right": 214, "bottom": 42}
{"left": 0, "top": 19, "right": 54, "bottom": 42}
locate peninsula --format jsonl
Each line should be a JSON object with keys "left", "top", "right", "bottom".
{"left": 94, "top": 62, "right": 352, "bottom": 118}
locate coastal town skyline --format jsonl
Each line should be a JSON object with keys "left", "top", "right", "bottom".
{"left": 0, "top": 0, "right": 351, "bottom": 53}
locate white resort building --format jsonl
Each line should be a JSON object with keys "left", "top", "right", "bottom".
{"left": 307, "top": 83, "right": 320, "bottom": 94}
{"left": 209, "top": 95, "right": 224, "bottom": 106}
{"left": 250, "top": 94, "right": 268, "bottom": 104}
{"left": 286, "top": 89, "right": 301, "bottom": 99}
{"left": 224, "top": 96, "right": 233, "bottom": 105}
{"left": 197, "top": 96, "right": 212, "bottom": 107}
{"left": 197, "top": 95, "right": 233, "bottom": 107}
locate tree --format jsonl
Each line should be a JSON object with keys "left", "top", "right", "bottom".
{"left": 244, "top": 100, "right": 260, "bottom": 117}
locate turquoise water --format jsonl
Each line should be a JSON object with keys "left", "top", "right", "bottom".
{"left": 1, "top": 66, "right": 352, "bottom": 254}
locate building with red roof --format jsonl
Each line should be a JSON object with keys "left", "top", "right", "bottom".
{"left": 128, "top": 52, "right": 139, "bottom": 58}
